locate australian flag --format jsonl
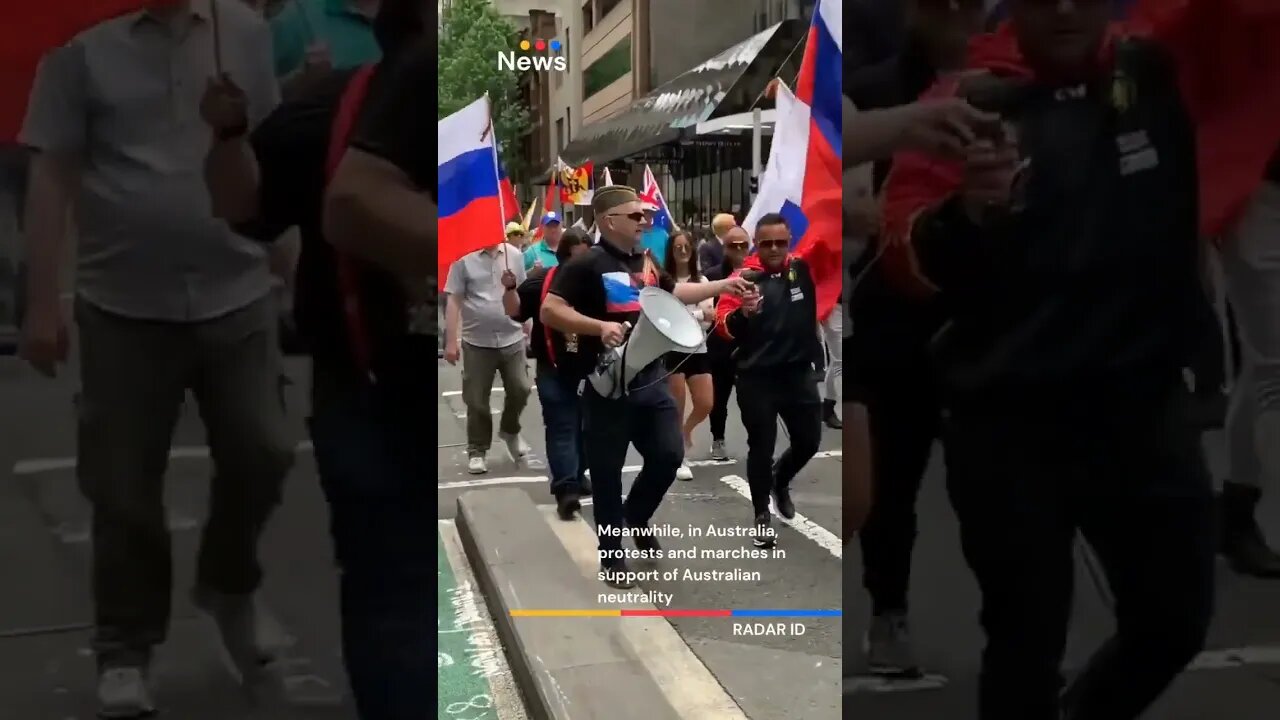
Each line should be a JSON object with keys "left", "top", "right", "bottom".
{"left": 638, "top": 164, "right": 677, "bottom": 260}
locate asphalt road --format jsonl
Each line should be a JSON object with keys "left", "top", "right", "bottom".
{"left": 844, "top": 424, "right": 1280, "bottom": 719}
{"left": 437, "top": 358, "right": 845, "bottom": 720}
{"left": 0, "top": 354, "right": 355, "bottom": 719}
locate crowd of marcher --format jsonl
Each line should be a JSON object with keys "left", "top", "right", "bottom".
{"left": 442, "top": 190, "right": 845, "bottom": 580}
{"left": 844, "top": 1, "right": 1280, "bottom": 719}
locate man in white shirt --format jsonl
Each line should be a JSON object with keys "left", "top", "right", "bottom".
{"left": 444, "top": 242, "right": 533, "bottom": 473}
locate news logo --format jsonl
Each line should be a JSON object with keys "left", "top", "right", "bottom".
{"left": 496, "top": 38, "right": 568, "bottom": 72}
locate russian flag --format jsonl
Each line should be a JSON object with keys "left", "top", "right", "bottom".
{"left": 602, "top": 271, "right": 641, "bottom": 313}
{"left": 742, "top": 0, "right": 842, "bottom": 321}
{"left": 439, "top": 96, "right": 511, "bottom": 279}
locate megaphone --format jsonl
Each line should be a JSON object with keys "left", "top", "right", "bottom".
{"left": 588, "top": 286, "right": 705, "bottom": 398}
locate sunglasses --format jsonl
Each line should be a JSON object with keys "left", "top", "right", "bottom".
{"left": 726, "top": 241, "right": 749, "bottom": 250}
{"left": 608, "top": 212, "right": 646, "bottom": 222}
{"left": 757, "top": 240, "right": 788, "bottom": 250}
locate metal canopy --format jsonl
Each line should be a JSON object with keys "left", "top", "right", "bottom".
{"left": 553, "top": 17, "right": 807, "bottom": 173}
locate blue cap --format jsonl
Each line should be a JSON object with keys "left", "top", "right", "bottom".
{"left": 541, "top": 211, "right": 562, "bottom": 226}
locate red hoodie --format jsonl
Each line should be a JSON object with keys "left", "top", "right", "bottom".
{"left": 881, "top": 1, "right": 1280, "bottom": 296}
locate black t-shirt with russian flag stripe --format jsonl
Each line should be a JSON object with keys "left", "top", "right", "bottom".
{"left": 548, "top": 239, "right": 675, "bottom": 381}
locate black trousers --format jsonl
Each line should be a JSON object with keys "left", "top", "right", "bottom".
{"left": 581, "top": 375, "right": 683, "bottom": 561}
{"left": 944, "top": 392, "right": 1215, "bottom": 720}
{"left": 858, "top": 354, "right": 940, "bottom": 615}
{"left": 708, "top": 351, "right": 736, "bottom": 441}
{"left": 736, "top": 366, "right": 822, "bottom": 515}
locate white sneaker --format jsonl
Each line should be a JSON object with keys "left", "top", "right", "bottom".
{"left": 97, "top": 666, "right": 157, "bottom": 718}
{"left": 499, "top": 432, "right": 530, "bottom": 461}
{"left": 468, "top": 456, "right": 488, "bottom": 474}
{"left": 676, "top": 464, "right": 694, "bottom": 481}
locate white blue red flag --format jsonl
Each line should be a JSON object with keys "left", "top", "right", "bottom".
{"left": 601, "top": 271, "right": 642, "bottom": 313}
{"left": 742, "top": 0, "right": 843, "bottom": 321}
{"left": 438, "top": 96, "right": 518, "bottom": 278}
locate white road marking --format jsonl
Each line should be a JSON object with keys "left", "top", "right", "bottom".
{"left": 717, "top": 474, "right": 843, "bottom": 559}
{"left": 437, "top": 451, "right": 842, "bottom": 491}
{"left": 13, "top": 441, "right": 315, "bottom": 476}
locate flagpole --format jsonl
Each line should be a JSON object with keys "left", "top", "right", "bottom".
{"left": 485, "top": 94, "right": 510, "bottom": 271}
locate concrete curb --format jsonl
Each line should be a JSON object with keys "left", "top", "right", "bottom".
{"left": 456, "top": 488, "right": 682, "bottom": 720}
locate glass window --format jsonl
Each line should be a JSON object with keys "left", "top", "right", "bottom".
{"left": 583, "top": 35, "right": 632, "bottom": 99}
{"left": 582, "top": 1, "right": 593, "bottom": 32}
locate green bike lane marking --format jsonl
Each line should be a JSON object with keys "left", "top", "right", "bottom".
{"left": 438, "top": 523, "right": 522, "bottom": 720}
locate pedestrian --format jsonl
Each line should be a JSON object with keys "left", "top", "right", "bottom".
{"left": 1217, "top": 143, "right": 1280, "bottom": 577}
{"left": 19, "top": 1, "right": 293, "bottom": 715}
{"left": 540, "top": 185, "right": 753, "bottom": 587}
{"left": 318, "top": 0, "right": 434, "bottom": 715}
{"left": 507, "top": 227, "right": 593, "bottom": 519}
{"left": 704, "top": 225, "right": 750, "bottom": 461}
{"left": 444, "top": 242, "right": 533, "bottom": 474}
{"left": 506, "top": 221, "right": 528, "bottom": 251}
{"left": 847, "top": 0, "right": 985, "bottom": 678}
{"left": 702, "top": 213, "right": 733, "bottom": 273}
{"left": 879, "top": 2, "right": 1280, "bottom": 716}
{"left": 663, "top": 229, "right": 715, "bottom": 481}
{"left": 716, "top": 213, "right": 824, "bottom": 549}
{"left": 524, "top": 211, "right": 564, "bottom": 271}
{"left": 270, "top": 0, "right": 382, "bottom": 99}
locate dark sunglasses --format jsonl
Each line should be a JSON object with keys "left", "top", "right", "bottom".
{"left": 726, "top": 241, "right": 749, "bottom": 250}
{"left": 756, "top": 239, "right": 788, "bottom": 249}
{"left": 608, "top": 212, "right": 646, "bottom": 222}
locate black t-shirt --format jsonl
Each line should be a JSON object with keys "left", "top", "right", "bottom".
{"left": 514, "top": 267, "right": 591, "bottom": 377}
{"left": 242, "top": 63, "right": 425, "bottom": 392}
{"left": 548, "top": 240, "right": 676, "bottom": 383}
{"left": 349, "top": 40, "right": 435, "bottom": 198}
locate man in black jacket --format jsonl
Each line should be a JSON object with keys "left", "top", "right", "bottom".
{"left": 881, "top": 2, "right": 1228, "bottom": 717}
{"left": 716, "top": 214, "right": 824, "bottom": 549}
{"left": 846, "top": 0, "right": 984, "bottom": 677}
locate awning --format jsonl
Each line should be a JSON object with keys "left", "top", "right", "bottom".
{"left": 554, "top": 17, "right": 807, "bottom": 174}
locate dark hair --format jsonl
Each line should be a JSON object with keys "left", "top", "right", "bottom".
{"left": 756, "top": 212, "right": 789, "bottom": 231}
{"left": 375, "top": 0, "right": 429, "bottom": 59}
{"left": 663, "top": 229, "right": 701, "bottom": 281}
{"left": 556, "top": 227, "right": 590, "bottom": 263}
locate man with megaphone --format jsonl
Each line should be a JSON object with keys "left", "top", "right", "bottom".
{"left": 541, "top": 185, "right": 756, "bottom": 588}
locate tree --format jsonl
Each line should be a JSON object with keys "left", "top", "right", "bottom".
{"left": 438, "top": 0, "right": 532, "bottom": 178}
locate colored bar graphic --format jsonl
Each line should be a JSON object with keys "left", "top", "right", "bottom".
{"left": 508, "top": 609, "right": 842, "bottom": 618}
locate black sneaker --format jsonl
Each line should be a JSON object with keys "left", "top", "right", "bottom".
{"left": 577, "top": 475, "right": 592, "bottom": 497}
{"left": 628, "top": 521, "right": 662, "bottom": 553}
{"left": 601, "top": 561, "right": 637, "bottom": 589}
{"left": 822, "top": 399, "right": 843, "bottom": 429}
{"left": 555, "top": 492, "right": 582, "bottom": 521}
{"left": 753, "top": 512, "right": 776, "bottom": 549}
{"left": 773, "top": 486, "right": 796, "bottom": 520}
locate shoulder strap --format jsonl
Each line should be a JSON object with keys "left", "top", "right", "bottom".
{"left": 326, "top": 64, "right": 379, "bottom": 381}
{"left": 539, "top": 266, "right": 558, "bottom": 367}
